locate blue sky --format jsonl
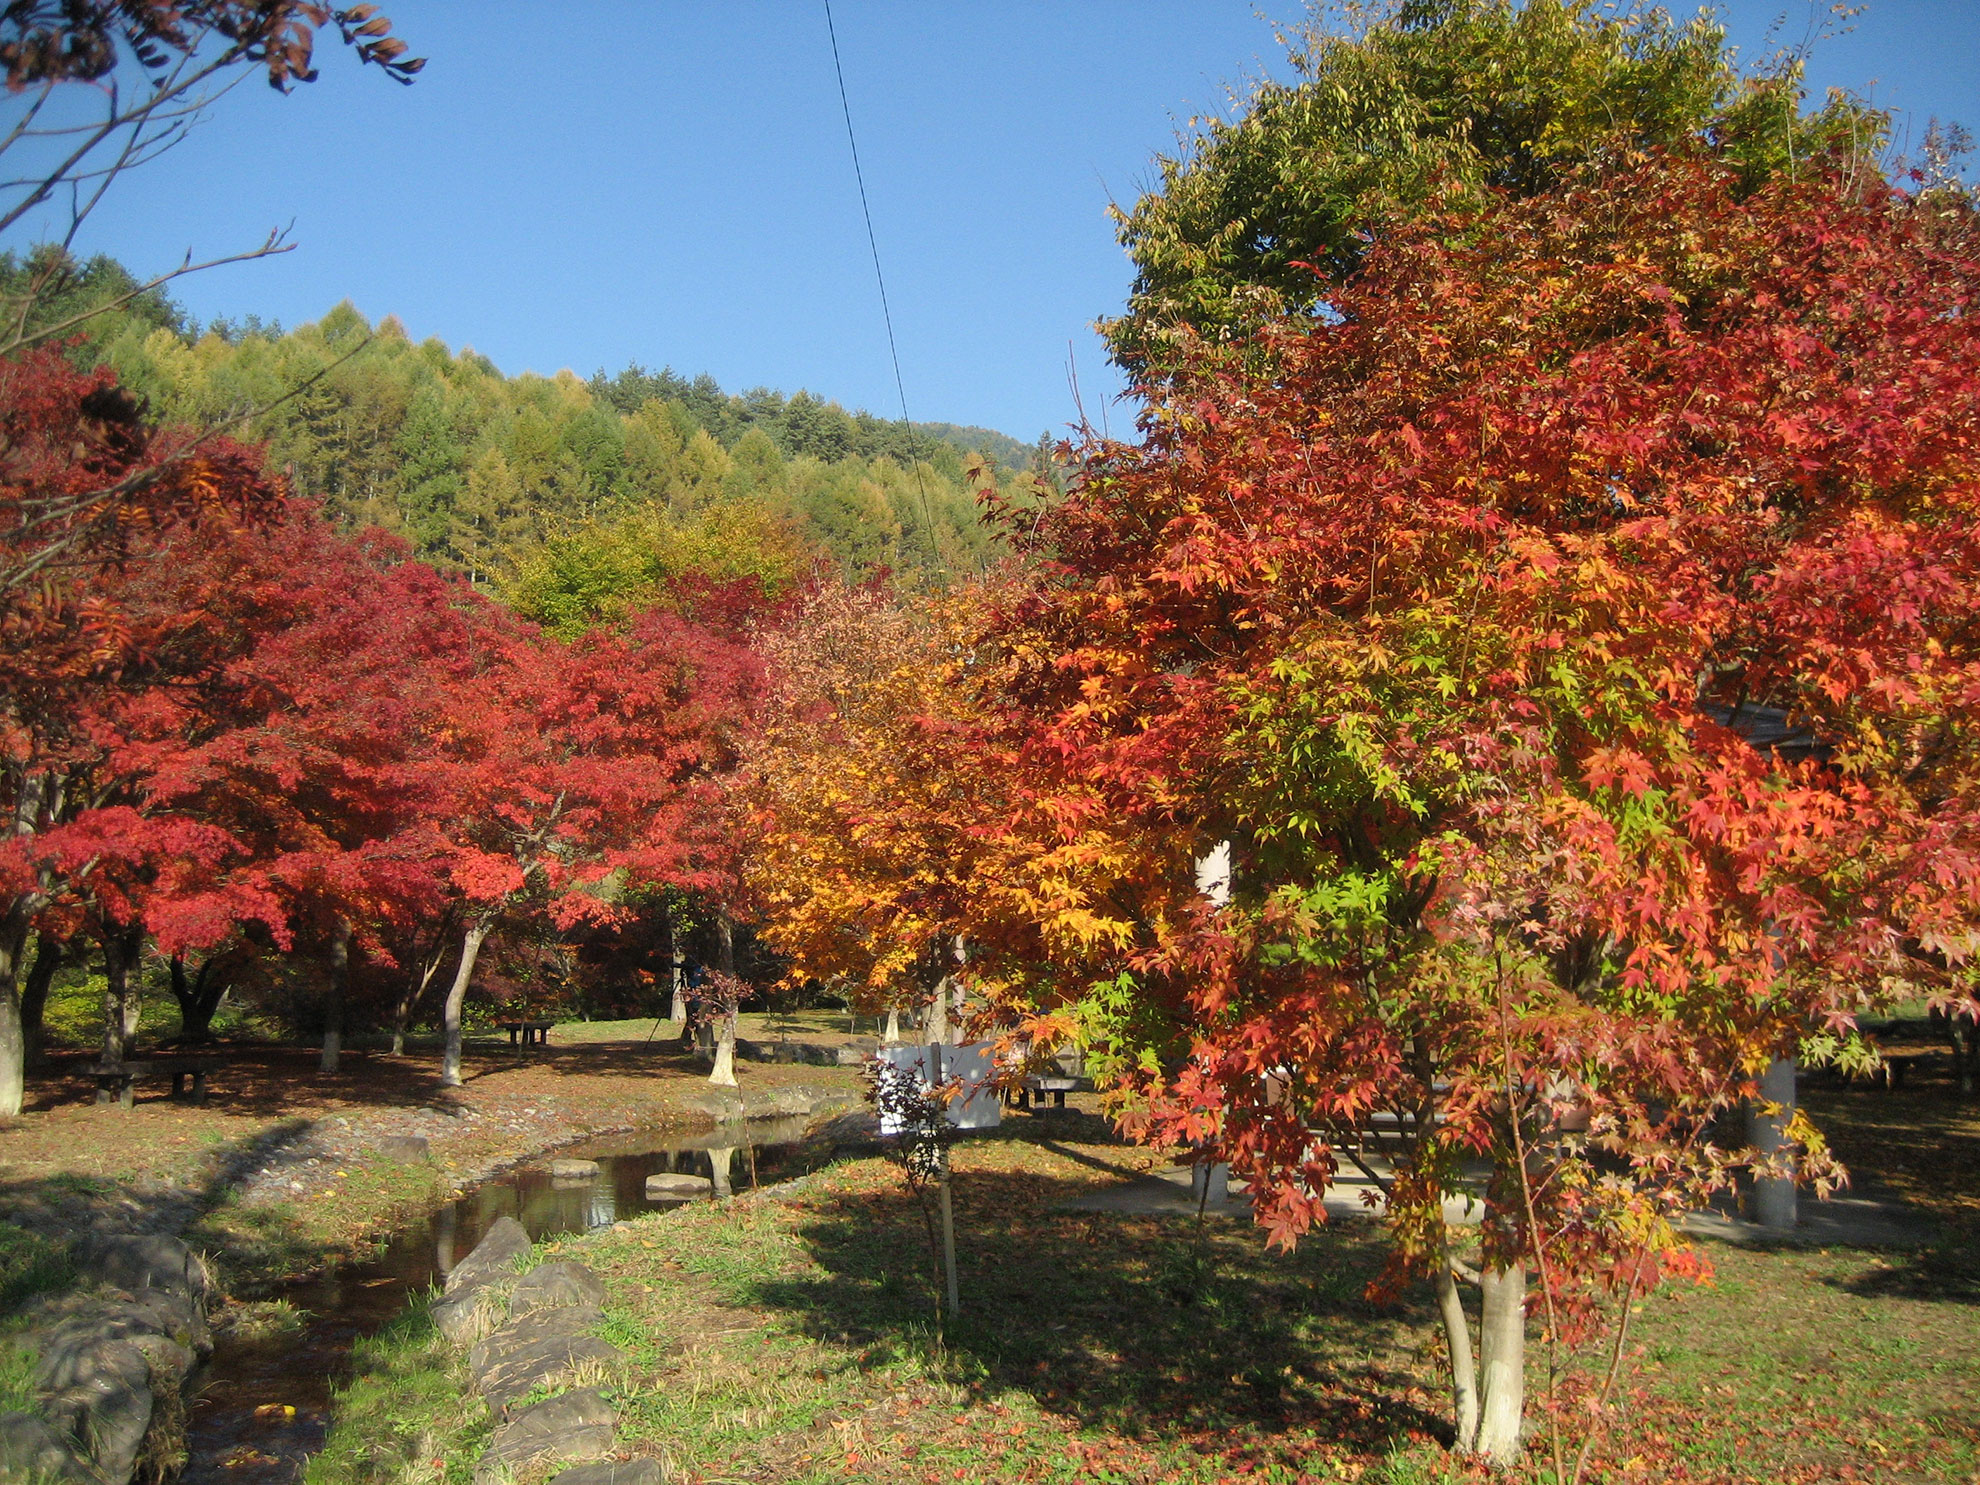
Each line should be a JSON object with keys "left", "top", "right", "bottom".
{"left": 28, "top": 1, "right": 1980, "bottom": 444}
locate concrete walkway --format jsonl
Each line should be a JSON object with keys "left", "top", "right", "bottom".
{"left": 1063, "top": 1165, "right": 1936, "bottom": 1247}
{"left": 1682, "top": 1187, "right": 1939, "bottom": 1248}
{"left": 1059, "top": 1164, "right": 1482, "bottom": 1224}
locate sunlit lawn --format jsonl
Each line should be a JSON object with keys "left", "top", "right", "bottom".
{"left": 509, "top": 1098, "right": 1980, "bottom": 1485}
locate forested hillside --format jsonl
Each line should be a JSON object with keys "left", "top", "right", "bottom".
{"left": 12, "top": 253, "right": 1052, "bottom": 632}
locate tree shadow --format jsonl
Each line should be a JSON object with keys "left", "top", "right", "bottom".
{"left": 739, "top": 1156, "right": 1451, "bottom": 1464}
{"left": 1823, "top": 1236, "right": 1980, "bottom": 1305}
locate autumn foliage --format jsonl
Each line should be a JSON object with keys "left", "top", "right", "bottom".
{"left": 973, "top": 152, "right": 1980, "bottom": 1461}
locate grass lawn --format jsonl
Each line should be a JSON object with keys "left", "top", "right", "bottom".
{"left": 0, "top": 1027, "right": 855, "bottom": 1290}
{"left": 316, "top": 1086, "right": 1979, "bottom": 1485}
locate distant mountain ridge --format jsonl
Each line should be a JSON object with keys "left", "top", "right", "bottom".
{"left": 586, "top": 363, "right": 1038, "bottom": 473}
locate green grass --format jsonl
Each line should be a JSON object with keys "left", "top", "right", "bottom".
{"left": 301, "top": 1107, "right": 1980, "bottom": 1484}
{"left": 0, "top": 1335, "right": 38, "bottom": 1415}
{"left": 0, "top": 1225, "right": 74, "bottom": 1313}
{"left": 304, "top": 1301, "right": 492, "bottom": 1485}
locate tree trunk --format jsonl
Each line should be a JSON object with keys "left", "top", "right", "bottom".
{"left": 0, "top": 910, "right": 30, "bottom": 1117}
{"left": 709, "top": 1011, "right": 738, "bottom": 1086}
{"left": 21, "top": 935, "right": 62, "bottom": 1069}
{"left": 321, "top": 919, "right": 350, "bottom": 1073}
{"left": 883, "top": 1006, "right": 901, "bottom": 1044}
{"left": 717, "top": 915, "right": 735, "bottom": 974}
{"left": 441, "top": 918, "right": 493, "bottom": 1088}
{"left": 925, "top": 980, "right": 949, "bottom": 1047}
{"left": 668, "top": 916, "right": 686, "bottom": 1023}
{"left": 1433, "top": 1241, "right": 1480, "bottom": 1452}
{"left": 708, "top": 1144, "right": 735, "bottom": 1198}
{"left": 1471, "top": 1262, "right": 1526, "bottom": 1466}
{"left": 1746, "top": 1057, "right": 1798, "bottom": 1230}
{"left": 101, "top": 922, "right": 145, "bottom": 1064}
{"left": 169, "top": 952, "right": 227, "bottom": 1045}
{"left": 393, "top": 937, "right": 450, "bottom": 1057}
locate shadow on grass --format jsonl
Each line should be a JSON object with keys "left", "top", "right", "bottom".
{"left": 739, "top": 1133, "right": 1451, "bottom": 1462}
{"left": 1826, "top": 1236, "right": 1980, "bottom": 1305}
{"left": 0, "top": 1115, "right": 332, "bottom": 1290}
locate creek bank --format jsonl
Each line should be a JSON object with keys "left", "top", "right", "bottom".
{"left": 426, "top": 1217, "right": 652, "bottom": 1483}
{"left": 0, "top": 1233, "right": 214, "bottom": 1485}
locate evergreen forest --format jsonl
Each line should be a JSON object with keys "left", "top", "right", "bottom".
{"left": 6, "top": 251, "right": 1052, "bottom": 635}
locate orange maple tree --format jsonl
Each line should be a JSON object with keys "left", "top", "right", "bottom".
{"left": 745, "top": 583, "right": 996, "bottom": 1040}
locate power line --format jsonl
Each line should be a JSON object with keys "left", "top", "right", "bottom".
{"left": 822, "top": 0, "right": 936, "bottom": 554}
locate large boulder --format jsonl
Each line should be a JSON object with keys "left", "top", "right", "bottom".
{"left": 74, "top": 1234, "right": 209, "bottom": 1303}
{"left": 510, "top": 1262, "right": 604, "bottom": 1316}
{"left": 33, "top": 1337, "right": 152, "bottom": 1485}
{"left": 431, "top": 1216, "right": 534, "bottom": 1345}
{"left": 466, "top": 1306, "right": 602, "bottom": 1380}
{"left": 474, "top": 1388, "right": 615, "bottom": 1483}
{"left": 0, "top": 1410, "right": 97, "bottom": 1483}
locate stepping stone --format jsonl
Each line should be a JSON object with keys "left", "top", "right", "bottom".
{"left": 469, "top": 1308, "right": 621, "bottom": 1412}
{"left": 446, "top": 1216, "right": 533, "bottom": 1295}
{"left": 550, "top": 1158, "right": 600, "bottom": 1180}
{"left": 468, "top": 1306, "right": 602, "bottom": 1378}
{"left": 550, "top": 1458, "right": 666, "bottom": 1485}
{"left": 476, "top": 1388, "right": 615, "bottom": 1483}
{"left": 431, "top": 1276, "right": 514, "bottom": 1347}
{"left": 512, "top": 1261, "right": 604, "bottom": 1315}
{"left": 644, "top": 1173, "right": 711, "bottom": 1201}
{"left": 378, "top": 1135, "right": 431, "bottom": 1162}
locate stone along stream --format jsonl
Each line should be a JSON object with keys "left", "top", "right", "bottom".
{"left": 181, "top": 1117, "right": 833, "bottom": 1484}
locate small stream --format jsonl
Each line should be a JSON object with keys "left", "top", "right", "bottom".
{"left": 181, "top": 1118, "right": 834, "bottom": 1484}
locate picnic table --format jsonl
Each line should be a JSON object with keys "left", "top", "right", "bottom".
{"left": 498, "top": 1018, "right": 555, "bottom": 1048}
{"left": 1013, "top": 1074, "right": 1085, "bottom": 1109}
{"left": 89, "top": 1057, "right": 218, "bottom": 1109}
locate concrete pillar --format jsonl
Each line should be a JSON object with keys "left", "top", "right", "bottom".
{"left": 1190, "top": 1160, "right": 1230, "bottom": 1205}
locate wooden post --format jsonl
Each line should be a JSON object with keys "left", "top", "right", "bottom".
{"left": 932, "top": 1040, "right": 959, "bottom": 1317}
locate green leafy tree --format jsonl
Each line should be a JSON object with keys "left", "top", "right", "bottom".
{"left": 1107, "top": 0, "right": 1883, "bottom": 376}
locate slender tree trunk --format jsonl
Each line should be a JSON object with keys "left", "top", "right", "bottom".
{"left": 883, "top": 1006, "right": 901, "bottom": 1044}
{"left": 321, "top": 919, "right": 351, "bottom": 1073}
{"left": 706, "top": 915, "right": 738, "bottom": 1086}
{"left": 101, "top": 923, "right": 144, "bottom": 1064}
{"left": 21, "top": 935, "right": 61, "bottom": 1070}
{"left": 441, "top": 918, "right": 493, "bottom": 1089}
{"left": 708, "top": 1144, "right": 735, "bottom": 1198}
{"left": 924, "top": 978, "right": 949, "bottom": 1047}
{"left": 393, "top": 938, "right": 449, "bottom": 1056}
{"left": 0, "top": 913, "right": 27, "bottom": 1118}
{"left": 1746, "top": 1058, "right": 1798, "bottom": 1230}
{"left": 668, "top": 917, "right": 686, "bottom": 1023}
{"left": 1434, "top": 1237, "right": 1480, "bottom": 1452}
{"left": 1471, "top": 1262, "right": 1527, "bottom": 1466}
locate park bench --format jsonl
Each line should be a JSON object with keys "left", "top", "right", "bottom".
{"left": 498, "top": 1018, "right": 555, "bottom": 1049}
{"left": 89, "top": 1057, "right": 218, "bottom": 1109}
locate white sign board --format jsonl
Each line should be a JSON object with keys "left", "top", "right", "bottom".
{"left": 874, "top": 1041, "right": 1003, "bottom": 1131}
